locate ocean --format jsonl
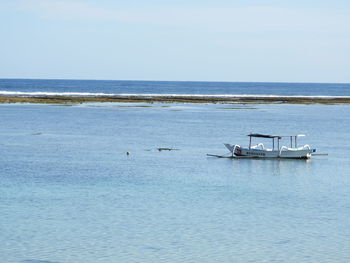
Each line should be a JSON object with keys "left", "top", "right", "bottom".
{"left": 1, "top": 79, "right": 350, "bottom": 263}
{"left": 1, "top": 78, "right": 350, "bottom": 97}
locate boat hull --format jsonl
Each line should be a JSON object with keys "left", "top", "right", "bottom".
{"left": 235, "top": 148, "right": 312, "bottom": 159}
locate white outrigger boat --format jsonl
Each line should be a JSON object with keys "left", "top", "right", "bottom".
{"left": 224, "top": 133, "right": 316, "bottom": 159}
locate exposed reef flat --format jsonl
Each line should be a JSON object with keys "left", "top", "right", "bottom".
{"left": 1, "top": 95, "right": 350, "bottom": 104}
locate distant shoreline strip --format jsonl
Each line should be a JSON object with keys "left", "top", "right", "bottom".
{"left": 1, "top": 91, "right": 350, "bottom": 104}
{"left": 1, "top": 90, "right": 350, "bottom": 99}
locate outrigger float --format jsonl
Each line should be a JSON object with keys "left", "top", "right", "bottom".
{"left": 215, "top": 133, "right": 319, "bottom": 159}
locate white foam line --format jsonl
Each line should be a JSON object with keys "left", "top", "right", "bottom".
{"left": 1, "top": 91, "right": 350, "bottom": 99}
{"left": 0, "top": 91, "right": 113, "bottom": 96}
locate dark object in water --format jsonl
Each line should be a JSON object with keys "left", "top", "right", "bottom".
{"left": 157, "top": 148, "right": 179, "bottom": 151}
{"left": 126, "top": 152, "right": 130, "bottom": 155}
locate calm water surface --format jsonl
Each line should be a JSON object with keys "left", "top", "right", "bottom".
{"left": 1, "top": 79, "right": 350, "bottom": 96}
{"left": 1, "top": 102, "right": 350, "bottom": 263}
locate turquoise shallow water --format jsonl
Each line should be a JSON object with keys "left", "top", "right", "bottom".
{"left": 1, "top": 102, "right": 350, "bottom": 263}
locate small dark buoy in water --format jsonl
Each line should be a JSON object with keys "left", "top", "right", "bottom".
{"left": 126, "top": 152, "right": 130, "bottom": 156}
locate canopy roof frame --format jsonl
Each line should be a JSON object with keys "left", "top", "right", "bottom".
{"left": 247, "top": 133, "right": 305, "bottom": 138}
{"left": 247, "top": 133, "right": 306, "bottom": 149}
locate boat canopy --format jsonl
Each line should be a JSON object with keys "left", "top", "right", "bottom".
{"left": 247, "top": 133, "right": 305, "bottom": 138}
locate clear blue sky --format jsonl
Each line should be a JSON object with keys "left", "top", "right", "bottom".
{"left": 1, "top": 0, "right": 349, "bottom": 82}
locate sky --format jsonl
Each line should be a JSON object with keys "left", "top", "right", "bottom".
{"left": 1, "top": 0, "right": 350, "bottom": 82}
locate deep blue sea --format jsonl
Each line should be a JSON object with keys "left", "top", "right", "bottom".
{"left": 1, "top": 78, "right": 350, "bottom": 96}
{"left": 1, "top": 79, "right": 350, "bottom": 263}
